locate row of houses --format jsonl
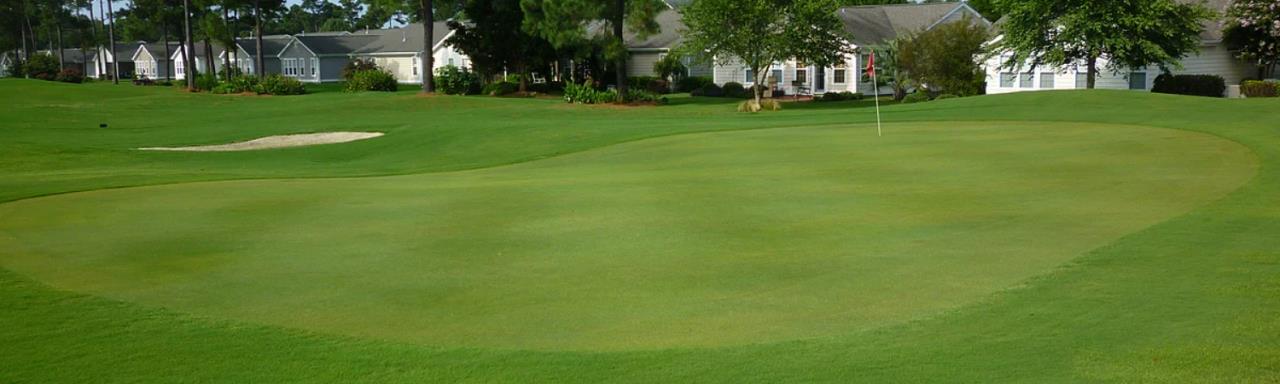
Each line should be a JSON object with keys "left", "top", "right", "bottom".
{"left": 5, "top": 1, "right": 1271, "bottom": 95}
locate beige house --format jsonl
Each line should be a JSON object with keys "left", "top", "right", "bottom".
{"left": 351, "top": 22, "right": 471, "bottom": 84}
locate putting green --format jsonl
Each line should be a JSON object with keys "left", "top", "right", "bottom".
{"left": 0, "top": 121, "right": 1255, "bottom": 351}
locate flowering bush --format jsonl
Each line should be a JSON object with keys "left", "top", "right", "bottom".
{"left": 1224, "top": 0, "right": 1280, "bottom": 79}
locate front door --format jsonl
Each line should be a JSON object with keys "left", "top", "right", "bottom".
{"left": 815, "top": 67, "right": 826, "bottom": 92}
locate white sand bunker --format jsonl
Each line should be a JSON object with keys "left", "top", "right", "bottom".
{"left": 139, "top": 132, "right": 383, "bottom": 152}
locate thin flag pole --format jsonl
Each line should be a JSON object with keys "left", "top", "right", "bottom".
{"left": 869, "top": 50, "right": 883, "bottom": 137}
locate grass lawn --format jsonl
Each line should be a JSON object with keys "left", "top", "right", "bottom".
{"left": 0, "top": 79, "right": 1277, "bottom": 382}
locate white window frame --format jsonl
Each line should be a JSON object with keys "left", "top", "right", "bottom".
{"left": 311, "top": 58, "right": 318, "bottom": 77}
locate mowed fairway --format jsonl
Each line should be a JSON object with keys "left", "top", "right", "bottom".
{"left": 1, "top": 79, "right": 1278, "bottom": 382}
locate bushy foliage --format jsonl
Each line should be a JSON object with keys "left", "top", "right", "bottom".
{"left": 1151, "top": 74, "right": 1226, "bottom": 97}
{"left": 211, "top": 75, "right": 261, "bottom": 94}
{"left": 627, "top": 76, "right": 671, "bottom": 94}
{"left": 195, "top": 73, "right": 220, "bottom": 91}
{"left": 818, "top": 91, "right": 863, "bottom": 102}
{"left": 1223, "top": 0, "right": 1280, "bottom": 79}
{"left": 482, "top": 81, "right": 519, "bottom": 96}
{"left": 690, "top": 82, "right": 724, "bottom": 97}
{"left": 622, "top": 89, "right": 663, "bottom": 104}
{"left": 345, "top": 70, "right": 398, "bottom": 92}
{"left": 55, "top": 68, "right": 84, "bottom": 83}
{"left": 434, "top": 65, "right": 482, "bottom": 95}
{"left": 4, "top": 58, "right": 22, "bottom": 78}
{"left": 258, "top": 74, "right": 307, "bottom": 95}
{"left": 898, "top": 20, "right": 988, "bottom": 96}
{"left": 653, "top": 55, "right": 688, "bottom": 80}
{"left": 563, "top": 81, "right": 620, "bottom": 104}
{"left": 25, "top": 54, "right": 60, "bottom": 80}
{"left": 1241, "top": 80, "right": 1280, "bottom": 97}
{"left": 341, "top": 59, "right": 379, "bottom": 81}
{"left": 722, "top": 82, "right": 747, "bottom": 98}
{"left": 678, "top": 76, "right": 714, "bottom": 93}
{"left": 934, "top": 93, "right": 959, "bottom": 100}
{"left": 218, "top": 66, "right": 245, "bottom": 79}
{"left": 901, "top": 91, "right": 931, "bottom": 104}
{"left": 528, "top": 81, "right": 564, "bottom": 94}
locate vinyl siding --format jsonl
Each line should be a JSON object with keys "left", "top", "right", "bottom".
{"left": 629, "top": 52, "right": 664, "bottom": 77}
{"left": 279, "top": 42, "right": 319, "bottom": 82}
{"left": 985, "top": 41, "right": 1253, "bottom": 95}
{"left": 319, "top": 57, "right": 350, "bottom": 82}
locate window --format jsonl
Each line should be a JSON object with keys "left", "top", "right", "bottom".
{"left": 1129, "top": 72, "right": 1147, "bottom": 90}
{"left": 1075, "top": 72, "right": 1088, "bottom": 88}
{"left": 833, "top": 62, "right": 847, "bottom": 83}
{"left": 311, "top": 58, "right": 318, "bottom": 77}
{"left": 1039, "top": 72, "right": 1055, "bottom": 89}
{"left": 175, "top": 59, "right": 184, "bottom": 77}
{"left": 1000, "top": 73, "right": 1016, "bottom": 87}
{"left": 745, "top": 68, "right": 755, "bottom": 83}
{"left": 412, "top": 57, "right": 419, "bottom": 76}
{"left": 1020, "top": 72, "right": 1034, "bottom": 88}
{"left": 771, "top": 69, "right": 783, "bottom": 85}
{"left": 795, "top": 61, "right": 808, "bottom": 85}
{"left": 448, "top": 58, "right": 454, "bottom": 66}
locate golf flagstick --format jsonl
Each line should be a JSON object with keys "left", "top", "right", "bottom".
{"left": 868, "top": 50, "right": 882, "bottom": 137}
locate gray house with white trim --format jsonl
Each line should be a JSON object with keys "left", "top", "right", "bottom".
{"left": 279, "top": 32, "right": 381, "bottom": 82}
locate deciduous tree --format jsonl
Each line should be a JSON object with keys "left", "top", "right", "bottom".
{"left": 996, "top": 0, "right": 1212, "bottom": 89}
{"left": 520, "top": 0, "right": 664, "bottom": 93}
{"left": 681, "top": 0, "right": 853, "bottom": 105}
{"left": 1223, "top": 0, "right": 1280, "bottom": 79}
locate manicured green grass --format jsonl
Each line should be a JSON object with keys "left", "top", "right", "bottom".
{"left": 0, "top": 79, "right": 1277, "bottom": 382}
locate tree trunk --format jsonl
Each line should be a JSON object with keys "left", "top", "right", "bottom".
{"left": 420, "top": 0, "right": 434, "bottom": 93}
{"left": 183, "top": 0, "right": 195, "bottom": 90}
{"left": 254, "top": 0, "right": 264, "bottom": 80}
{"left": 107, "top": 0, "right": 119, "bottom": 83}
{"left": 205, "top": 38, "right": 215, "bottom": 76}
{"left": 222, "top": 7, "right": 232, "bottom": 80}
{"left": 753, "top": 65, "right": 765, "bottom": 106}
{"left": 57, "top": 24, "right": 65, "bottom": 68}
{"left": 1086, "top": 54, "right": 1097, "bottom": 89}
{"left": 613, "top": 0, "right": 626, "bottom": 95}
{"left": 231, "top": 9, "right": 239, "bottom": 73}
{"left": 517, "top": 62, "right": 528, "bottom": 93}
{"left": 90, "top": 0, "right": 104, "bottom": 78}
{"left": 162, "top": 20, "right": 170, "bottom": 81}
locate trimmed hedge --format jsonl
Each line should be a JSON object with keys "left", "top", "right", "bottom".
{"left": 482, "top": 81, "right": 519, "bottom": 96}
{"left": 259, "top": 74, "right": 307, "bottom": 95}
{"left": 627, "top": 76, "right": 670, "bottom": 94}
{"left": 345, "top": 70, "right": 398, "bottom": 92}
{"left": 434, "top": 65, "right": 482, "bottom": 95}
{"left": 678, "top": 76, "right": 714, "bottom": 93}
{"left": 902, "top": 92, "right": 931, "bottom": 104}
{"left": 818, "top": 91, "right": 864, "bottom": 102}
{"left": 1151, "top": 74, "right": 1225, "bottom": 97}
{"left": 722, "top": 82, "right": 746, "bottom": 98}
{"left": 55, "top": 68, "right": 84, "bottom": 83}
{"left": 1241, "top": 80, "right": 1279, "bottom": 98}
{"left": 691, "top": 83, "right": 724, "bottom": 97}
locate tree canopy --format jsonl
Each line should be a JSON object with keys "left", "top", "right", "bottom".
{"left": 1223, "top": 0, "right": 1280, "bottom": 79}
{"left": 996, "top": 0, "right": 1212, "bottom": 88}
{"left": 520, "top": 0, "right": 665, "bottom": 92}
{"left": 448, "top": 0, "right": 557, "bottom": 91}
{"left": 681, "top": 0, "right": 853, "bottom": 103}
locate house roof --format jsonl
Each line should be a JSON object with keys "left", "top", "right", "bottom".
{"left": 352, "top": 22, "right": 453, "bottom": 54}
{"left": 293, "top": 34, "right": 381, "bottom": 56}
{"left": 139, "top": 42, "right": 183, "bottom": 61}
{"left": 88, "top": 42, "right": 144, "bottom": 62}
{"left": 1189, "top": 0, "right": 1231, "bottom": 42}
{"left": 168, "top": 41, "right": 229, "bottom": 60}
{"left": 237, "top": 35, "right": 293, "bottom": 57}
{"left": 837, "top": 2, "right": 988, "bottom": 46}
{"left": 605, "top": 9, "right": 686, "bottom": 50}
{"left": 37, "top": 48, "right": 91, "bottom": 63}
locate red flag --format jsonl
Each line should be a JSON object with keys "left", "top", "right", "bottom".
{"left": 865, "top": 51, "right": 876, "bottom": 78}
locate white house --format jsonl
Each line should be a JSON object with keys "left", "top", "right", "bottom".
{"left": 1, "top": 51, "right": 17, "bottom": 77}
{"left": 279, "top": 32, "right": 381, "bottom": 82}
{"left": 983, "top": 0, "right": 1267, "bottom": 95}
{"left": 232, "top": 35, "right": 293, "bottom": 76}
{"left": 351, "top": 22, "right": 471, "bottom": 84}
{"left": 88, "top": 42, "right": 143, "bottom": 79}
{"left": 712, "top": 2, "right": 990, "bottom": 96}
{"left": 168, "top": 42, "right": 231, "bottom": 80}
{"left": 132, "top": 42, "right": 182, "bottom": 80}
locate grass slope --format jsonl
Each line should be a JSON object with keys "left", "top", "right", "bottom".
{"left": 1, "top": 79, "right": 1277, "bottom": 382}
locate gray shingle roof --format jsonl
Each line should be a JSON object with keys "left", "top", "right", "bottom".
{"left": 353, "top": 22, "right": 453, "bottom": 54}
{"left": 837, "top": 2, "right": 985, "bottom": 46}
{"left": 237, "top": 35, "right": 293, "bottom": 57}
{"left": 1188, "top": 0, "right": 1231, "bottom": 41}
{"left": 293, "top": 34, "right": 381, "bottom": 56}
{"left": 583, "top": 9, "right": 685, "bottom": 50}
{"left": 140, "top": 42, "right": 183, "bottom": 61}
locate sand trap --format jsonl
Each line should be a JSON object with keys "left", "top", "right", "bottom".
{"left": 139, "top": 132, "right": 383, "bottom": 152}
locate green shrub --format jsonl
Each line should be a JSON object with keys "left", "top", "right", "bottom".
{"left": 25, "top": 53, "right": 60, "bottom": 80}
{"left": 218, "top": 66, "right": 244, "bottom": 79}
{"left": 345, "top": 70, "right": 398, "bottom": 92}
{"left": 341, "top": 59, "right": 378, "bottom": 81}
{"left": 563, "top": 81, "right": 621, "bottom": 104}
{"left": 722, "top": 82, "right": 746, "bottom": 98}
{"left": 4, "top": 58, "right": 23, "bottom": 77}
{"left": 691, "top": 82, "right": 724, "bottom": 97}
{"left": 677, "top": 76, "right": 714, "bottom": 93}
{"left": 934, "top": 93, "right": 959, "bottom": 100}
{"left": 1152, "top": 74, "right": 1225, "bottom": 97}
{"left": 434, "top": 65, "right": 482, "bottom": 95}
{"left": 55, "top": 68, "right": 84, "bottom": 83}
{"left": 195, "top": 73, "right": 220, "bottom": 91}
{"left": 258, "top": 74, "right": 306, "bottom": 95}
{"left": 622, "top": 89, "right": 662, "bottom": 103}
{"left": 902, "top": 92, "right": 931, "bottom": 104}
{"left": 482, "top": 81, "right": 519, "bottom": 96}
{"left": 1241, "top": 80, "right": 1279, "bottom": 98}
{"left": 653, "top": 55, "right": 688, "bottom": 82}
{"left": 818, "top": 91, "right": 864, "bottom": 102}
{"left": 212, "top": 75, "right": 260, "bottom": 94}
{"left": 628, "top": 76, "right": 670, "bottom": 94}
{"left": 528, "top": 81, "right": 564, "bottom": 94}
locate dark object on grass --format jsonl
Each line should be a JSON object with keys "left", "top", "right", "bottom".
{"left": 99, "top": 123, "right": 108, "bottom": 128}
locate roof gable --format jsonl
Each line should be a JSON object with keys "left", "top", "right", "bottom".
{"left": 352, "top": 22, "right": 454, "bottom": 55}
{"left": 837, "top": 2, "right": 989, "bottom": 46}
